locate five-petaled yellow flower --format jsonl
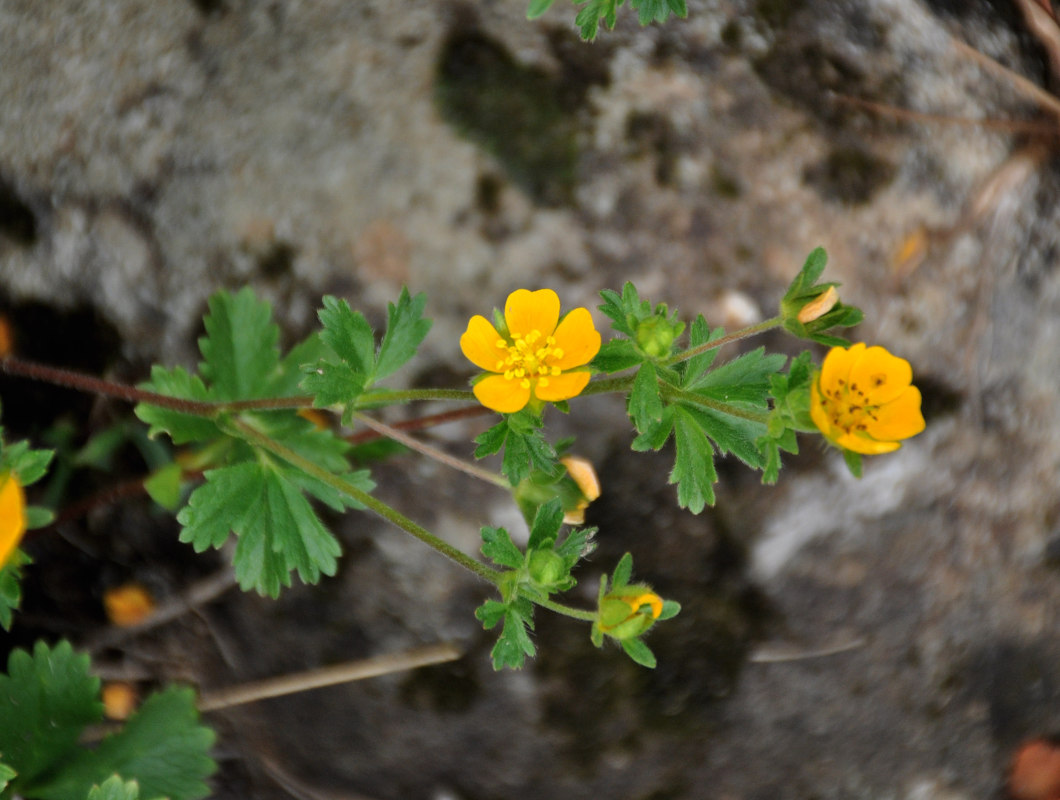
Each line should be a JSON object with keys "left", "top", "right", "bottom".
{"left": 0, "top": 472, "right": 26, "bottom": 570}
{"left": 811, "top": 343, "right": 925, "bottom": 455}
{"left": 461, "top": 289, "right": 601, "bottom": 414}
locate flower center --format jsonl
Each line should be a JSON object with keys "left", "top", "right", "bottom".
{"left": 494, "top": 329, "right": 564, "bottom": 389}
{"left": 821, "top": 378, "right": 881, "bottom": 435}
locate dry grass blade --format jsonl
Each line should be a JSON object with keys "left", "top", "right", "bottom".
{"left": 198, "top": 642, "right": 463, "bottom": 712}
{"left": 1014, "top": 0, "right": 1060, "bottom": 82}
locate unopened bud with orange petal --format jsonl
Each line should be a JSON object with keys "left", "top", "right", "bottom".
{"left": 796, "top": 286, "right": 839, "bottom": 324}
{"left": 596, "top": 586, "right": 664, "bottom": 640}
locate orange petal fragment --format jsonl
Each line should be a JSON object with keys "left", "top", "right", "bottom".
{"left": 104, "top": 583, "right": 156, "bottom": 627}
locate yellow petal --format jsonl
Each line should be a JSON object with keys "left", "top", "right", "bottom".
{"left": 867, "top": 386, "right": 925, "bottom": 441}
{"left": 104, "top": 583, "right": 156, "bottom": 627}
{"left": 504, "top": 289, "right": 560, "bottom": 338}
{"left": 560, "top": 455, "right": 601, "bottom": 501}
{"left": 834, "top": 431, "right": 901, "bottom": 455}
{"left": 809, "top": 379, "right": 838, "bottom": 440}
{"left": 534, "top": 370, "right": 591, "bottom": 402}
{"left": 0, "top": 474, "right": 26, "bottom": 570}
{"left": 550, "top": 308, "right": 601, "bottom": 369}
{"left": 473, "top": 374, "right": 531, "bottom": 413}
{"left": 848, "top": 346, "right": 913, "bottom": 405}
{"left": 819, "top": 343, "right": 864, "bottom": 391}
{"left": 460, "top": 315, "right": 508, "bottom": 372}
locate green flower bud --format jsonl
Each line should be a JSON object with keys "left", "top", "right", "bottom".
{"left": 527, "top": 549, "right": 566, "bottom": 588}
{"left": 596, "top": 585, "right": 663, "bottom": 641}
{"left": 635, "top": 315, "right": 681, "bottom": 359}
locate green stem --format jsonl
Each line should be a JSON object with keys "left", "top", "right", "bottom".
{"left": 663, "top": 316, "right": 782, "bottom": 367}
{"left": 661, "top": 386, "right": 771, "bottom": 425}
{"left": 359, "top": 388, "right": 477, "bottom": 405}
{"left": 226, "top": 417, "right": 502, "bottom": 586}
{"left": 536, "top": 596, "right": 597, "bottom": 622}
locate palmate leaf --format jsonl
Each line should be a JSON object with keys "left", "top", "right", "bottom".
{"left": 0, "top": 641, "right": 102, "bottom": 789}
{"left": 304, "top": 288, "right": 432, "bottom": 417}
{"left": 476, "top": 597, "right": 536, "bottom": 670}
{"left": 474, "top": 410, "right": 559, "bottom": 485}
{"left": 630, "top": 0, "right": 687, "bottom": 24}
{"left": 28, "top": 688, "right": 215, "bottom": 800}
{"left": 179, "top": 459, "right": 372, "bottom": 597}
{"left": 134, "top": 289, "right": 379, "bottom": 598}
{"left": 87, "top": 776, "right": 142, "bottom": 800}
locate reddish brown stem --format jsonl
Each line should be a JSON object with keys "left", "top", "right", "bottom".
{"left": 0, "top": 356, "right": 217, "bottom": 414}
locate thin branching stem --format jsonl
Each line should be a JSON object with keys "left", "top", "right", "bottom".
{"left": 227, "top": 416, "right": 502, "bottom": 586}
{"left": 352, "top": 412, "right": 509, "bottom": 488}
{"left": 663, "top": 316, "right": 782, "bottom": 367}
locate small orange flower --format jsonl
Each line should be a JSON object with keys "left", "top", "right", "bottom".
{"left": 102, "top": 682, "right": 139, "bottom": 720}
{"left": 0, "top": 473, "right": 26, "bottom": 570}
{"left": 460, "top": 289, "right": 601, "bottom": 414}
{"left": 811, "top": 343, "right": 925, "bottom": 455}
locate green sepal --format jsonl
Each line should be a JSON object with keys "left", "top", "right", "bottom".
{"left": 843, "top": 448, "right": 863, "bottom": 478}
{"left": 0, "top": 438, "right": 55, "bottom": 486}
{"left": 621, "top": 637, "right": 657, "bottom": 668}
{"left": 0, "top": 551, "right": 28, "bottom": 631}
{"left": 0, "top": 762, "right": 15, "bottom": 793}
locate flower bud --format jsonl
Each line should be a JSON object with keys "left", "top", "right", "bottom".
{"left": 596, "top": 586, "right": 663, "bottom": 640}
{"left": 796, "top": 286, "right": 839, "bottom": 323}
{"left": 527, "top": 549, "right": 566, "bottom": 588}
{"left": 635, "top": 315, "right": 681, "bottom": 359}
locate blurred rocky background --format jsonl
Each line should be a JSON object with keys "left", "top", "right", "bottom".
{"left": 3, "top": 0, "right": 1060, "bottom": 798}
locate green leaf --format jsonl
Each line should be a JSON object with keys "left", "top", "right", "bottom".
{"left": 143, "top": 463, "right": 184, "bottom": 512}
{"left": 1, "top": 440, "right": 55, "bottom": 486}
{"left": 481, "top": 527, "right": 524, "bottom": 570}
{"left": 0, "top": 641, "right": 102, "bottom": 789}
{"left": 25, "top": 506, "right": 54, "bottom": 529}
{"left": 474, "top": 412, "right": 559, "bottom": 485}
{"left": 374, "top": 288, "right": 432, "bottom": 381}
{"left": 317, "top": 296, "right": 375, "bottom": 377}
{"left": 628, "top": 362, "right": 664, "bottom": 432}
{"left": 678, "top": 404, "right": 765, "bottom": 468}
{"left": 475, "top": 598, "right": 508, "bottom": 629}
{"left": 527, "top": 498, "right": 564, "bottom": 551}
{"left": 300, "top": 362, "right": 365, "bottom": 414}
{"left": 591, "top": 339, "right": 642, "bottom": 373}
{"left": 598, "top": 283, "right": 644, "bottom": 338}
{"left": 490, "top": 601, "right": 536, "bottom": 670}
{"left": 670, "top": 407, "right": 717, "bottom": 513}
{"left": 680, "top": 315, "right": 722, "bottom": 385}
{"left": 28, "top": 687, "right": 215, "bottom": 800}
{"left": 684, "top": 346, "right": 785, "bottom": 397}
{"left": 87, "top": 776, "right": 141, "bottom": 800}
{"left": 0, "top": 553, "right": 27, "bottom": 631}
{"left": 554, "top": 525, "right": 596, "bottom": 567}
{"left": 621, "top": 637, "right": 657, "bottom": 668}
{"left": 611, "top": 552, "right": 633, "bottom": 589}
{"left": 630, "top": 0, "right": 687, "bottom": 23}
{"left": 0, "top": 761, "right": 16, "bottom": 792}
{"left": 178, "top": 462, "right": 263, "bottom": 553}
{"left": 134, "top": 366, "right": 218, "bottom": 445}
{"left": 199, "top": 287, "right": 281, "bottom": 400}
{"left": 527, "top": 0, "right": 555, "bottom": 18}
{"left": 574, "top": 0, "right": 622, "bottom": 40}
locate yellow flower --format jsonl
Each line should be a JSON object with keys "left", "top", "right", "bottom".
{"left": 810, "top": 343, "right": 925, "bottom": 455}
{"left": 460, "top": 289, "right": 601, "bottom": 413}
{"left": 0, "top": 472, "right": 26, "bottom": 570}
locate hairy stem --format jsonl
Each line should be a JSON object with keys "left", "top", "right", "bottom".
{"left": 227, "top": 416, "right": 501, "bottom": 586}
{"left": 535, "top": 596, "right": 598, "bottom": 622}
{"left": 663, "top": 316, "right": 782, "bottom": 367}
